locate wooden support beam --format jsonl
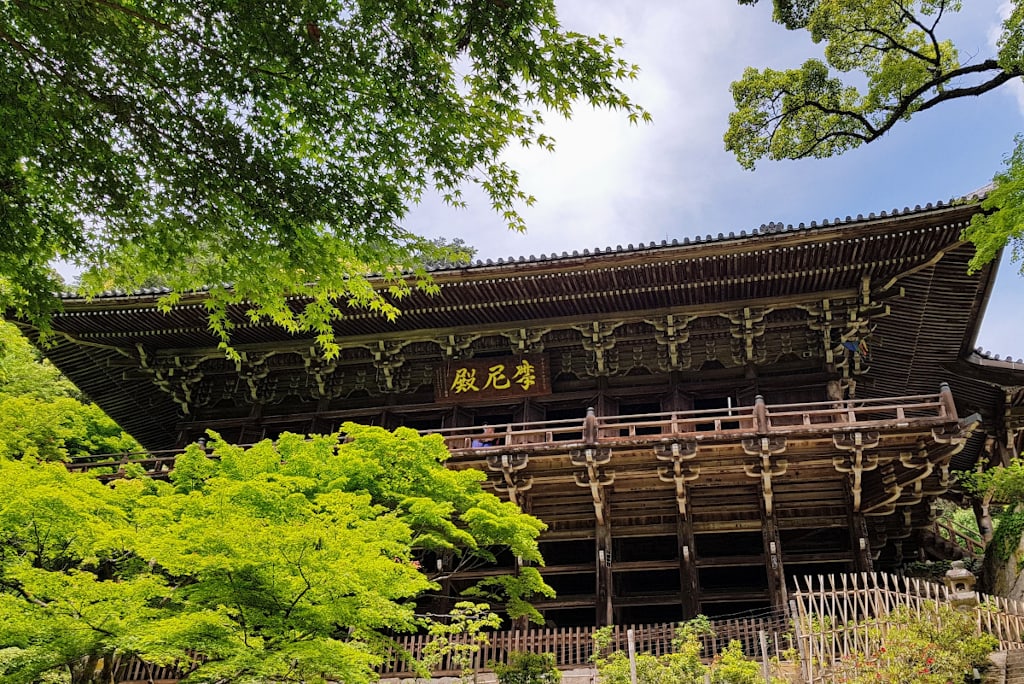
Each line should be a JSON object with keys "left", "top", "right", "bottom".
{"left": 844, "top": 481, "right": 873, "bottom": 573}
{"left": 595, "top": 499, "right": 614, "bottom": 627}
{"left": 760, "top": 491, "right": 788, "bottom": 610}
{"left": 676, "top": 495, "right": 700, "bottom": 618}
{"left": 571, "top": 445, "right": 614, "bottom": 525}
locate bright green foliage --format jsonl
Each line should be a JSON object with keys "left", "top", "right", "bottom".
{"left": 990, "top": 510, "right": 1024, "bottom": 562}
{"left": 738, "top": 0, "right": 821, "bottom": 29}
{"left": 833, "top": 603, "right": 997, "bottom": 684}
{"left": 730, "top": 0, "right": 1024, "bottom": 273}
{"left": 421, "top": 601, "right": 503, "bottom": 681}
{"left": 592, "top": 618, "right": 712, "bottom": 684}
{"left": 960, "top": 459, "right": 1024, "bottom": 561}
{"left": 671, "top": 616, "right": 715, "bottom": 684}
{"left": 1, "top": 1, "right": 647, "bottom": 356}
{"left": 964, "top": 136, "right": 1024, "bottom": 274}
{"left": 0, "top": 396, "right": 140, "bottom": 461}
{"left": 0, "top": 428, "right": 547, "bottom": 684}
{"left": 463, "top": 567, "right": 556, "bottom": 625}
{"left": 959, "top": 457, "right": 1024, "bottom": 506}
{"left": 709, "top": 641, "right": 760, "bottom": 684}
{"left": 493, "top": 651, "right": 561, "bottom": 684}
{"left": 0, "top": 323, "right": 139, "bottom": 460}
{"left": 0, "top": 460, "right": 165, "bottom": 684}
{"left": 951, "top": 506, "right": 982, "bottom": 540}
{"left": 0, "top": 323, "right": 76, "bottom": 400}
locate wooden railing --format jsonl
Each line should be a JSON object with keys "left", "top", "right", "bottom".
{"left": 932, "top": 518, "right": 986, "bottom": 560}
{"left": 432, "top": 386, "right": 957, "bottom": 452}
{"left": 65, "top": 448, "right": 185, "bottom": 481}
{"left": 382, "top": 614, "right": 791, "bottom": 676}
{"left": 115, "top": 656, "right": 188, "bottom": 684}
{"left": 111, "top": 614, "right": 792, "bottom": 682}
{"left": 67, "top": 387, "right": 959, "bottom": 480}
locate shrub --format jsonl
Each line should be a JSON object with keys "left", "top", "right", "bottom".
{"left": 592, "top": 618, "right": 712, "bottom": 684}
{"left": 493, "top": 651, "right": 561, "bottom": 684}
{"left": 709, "top": 640, "right": 760, "bottom": 684}
{"left": 834, "top": 603, "right": 997, "bottom": 684}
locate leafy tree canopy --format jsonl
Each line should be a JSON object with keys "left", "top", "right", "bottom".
{"left": 1, "top": 0, "right": 647, "bottom": 356}
{"left": 0, "top": 426, "right": 548, "bottom": 684}
{"left": 0, "top": 322, "right": 139, "bottom": 459}
{"left": 729, "top": 0, "right": 1024, "bottom": 274}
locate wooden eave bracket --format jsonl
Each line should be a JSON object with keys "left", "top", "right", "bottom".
{"left": 487, "top": 452, "right": 533, "bottom": 507}
{"left": 138, "top": 347, "right": 216, "bottom": 414}
{"left": 725, "top": 306, "right": 770, "bottom": 365}
{"left": 862, "top": 463, "right": 901, "bottom": 517}
{"left": 302, "top": 347, "right": 338, "bottom": 397}
{"left": 571, "top": 447, "right": 614, "bottom": 525}
{"left": 864, "top": 433, "right": 963, "bottom": 517}
{"left": 832, "top": 431, "right": 882, "bottom": 512}
{"left": 363, "top": 340, "right": 409, "bottom": 392}
{"left": 802, "top": 280, "right": 890, "bottom": 376}
{"left": 502, "top": 328, "right": 548, "bottom": 354}
{"left": 742, "top": 436, "right": 787, "bottom": 516}
{"left": 573, "top": 322, "right": 623, "bottom": 376}
{"left": 655, "top": 441, "right": 700, "bottom": 515}
{"left": 440, "top": 333, "right": 480, "bottom": 359}
{"left": 648, "top": 314, "right": 695, "bottom": 371}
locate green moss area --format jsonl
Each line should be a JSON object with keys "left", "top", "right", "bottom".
{"left": 991, "top": 509, "right": 1024, "bottom": 563}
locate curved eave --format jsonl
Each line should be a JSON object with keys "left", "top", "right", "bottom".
{"left": 15, "top": 324, "right": 181, "bottom": 451}
{"left": 26, "top": 200, "right": 1003, "bottom": 451}
{"left": 49, "top": 204, "right": 980, "bottom": 348}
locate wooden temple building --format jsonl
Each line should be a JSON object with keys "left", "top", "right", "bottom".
{"left": 23, "top": 197, "right": 1024, "bottom": 626}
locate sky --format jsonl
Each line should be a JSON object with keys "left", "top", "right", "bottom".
{"left": 407, "top": 0, "right": 1023, "bottom": 359}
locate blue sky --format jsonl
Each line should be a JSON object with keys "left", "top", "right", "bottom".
{"left": 409, "top": 0, "right": 1023, "bottom": 358}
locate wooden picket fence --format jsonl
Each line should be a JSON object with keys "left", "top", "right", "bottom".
{"left": 113, "top": 613, "right": 791, "bottom": 682}
{"left": 381, "top": 613, "right": 791, "bottom": 676}
{"left": 117, "top": 571, "right": 1024, "bottom": 683}
{"left": 792, "top": 572, "right": 1024, "bottom": 683}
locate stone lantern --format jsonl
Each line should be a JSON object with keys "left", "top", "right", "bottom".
{"left": 943, "top": 560, "right": 979, "bottom": 611}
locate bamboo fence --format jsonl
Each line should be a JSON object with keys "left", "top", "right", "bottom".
{"left": 792, "top": 572, "right": 1024, "bottom": 683}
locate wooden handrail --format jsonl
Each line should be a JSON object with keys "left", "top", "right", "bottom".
{"left": 931, "top": 518, "right": 985, "bottom": 560}
{"left": 68, "top": 389, "right": 957, "bottom": 479}
{"left": 436, "top": 391, "right": 949, "bottom": 452}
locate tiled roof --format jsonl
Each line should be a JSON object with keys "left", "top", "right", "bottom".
{"left": 57, "top": 195, "right": 981, "bottom": 301}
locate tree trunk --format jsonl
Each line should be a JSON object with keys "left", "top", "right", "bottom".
{"left": 69, "top": 653, "right": 100, "bottom": 684}
{"left": 973, "top": 494, "right": 994, "bottom": 544}
{"left": 99, "top": 651, "right": 118, "bottom": 684}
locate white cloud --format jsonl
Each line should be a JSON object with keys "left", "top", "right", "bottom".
{"left": 407, "top": 1, "right": 1023, "bottom": 354}
{"left": 410, "top": 1, "right": 812, "bottom": 257}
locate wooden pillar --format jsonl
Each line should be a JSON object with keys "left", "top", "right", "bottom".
{"left": 761, "top": 488, "right": 788, "bottom": 610}
{"left": 849, "top": 511, "right": 873, "bottom": 573}
{"left": 595, "top": 498, "right": 614, "bottom": 627}
{"left": 676, "top": 503, "right": 699, "bottom": 618}
{"left": 845, "top": 483, "right": 873, "bottom": 572}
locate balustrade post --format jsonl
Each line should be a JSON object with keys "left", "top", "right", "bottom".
{"left": 584, "top": 407, "right": 599, "bottom": 445}
{"left": 753, "top": 395, "right": 769, "bottom": 434}
{"left": 938, "top": 382, "right": 958, "bottom": 420}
